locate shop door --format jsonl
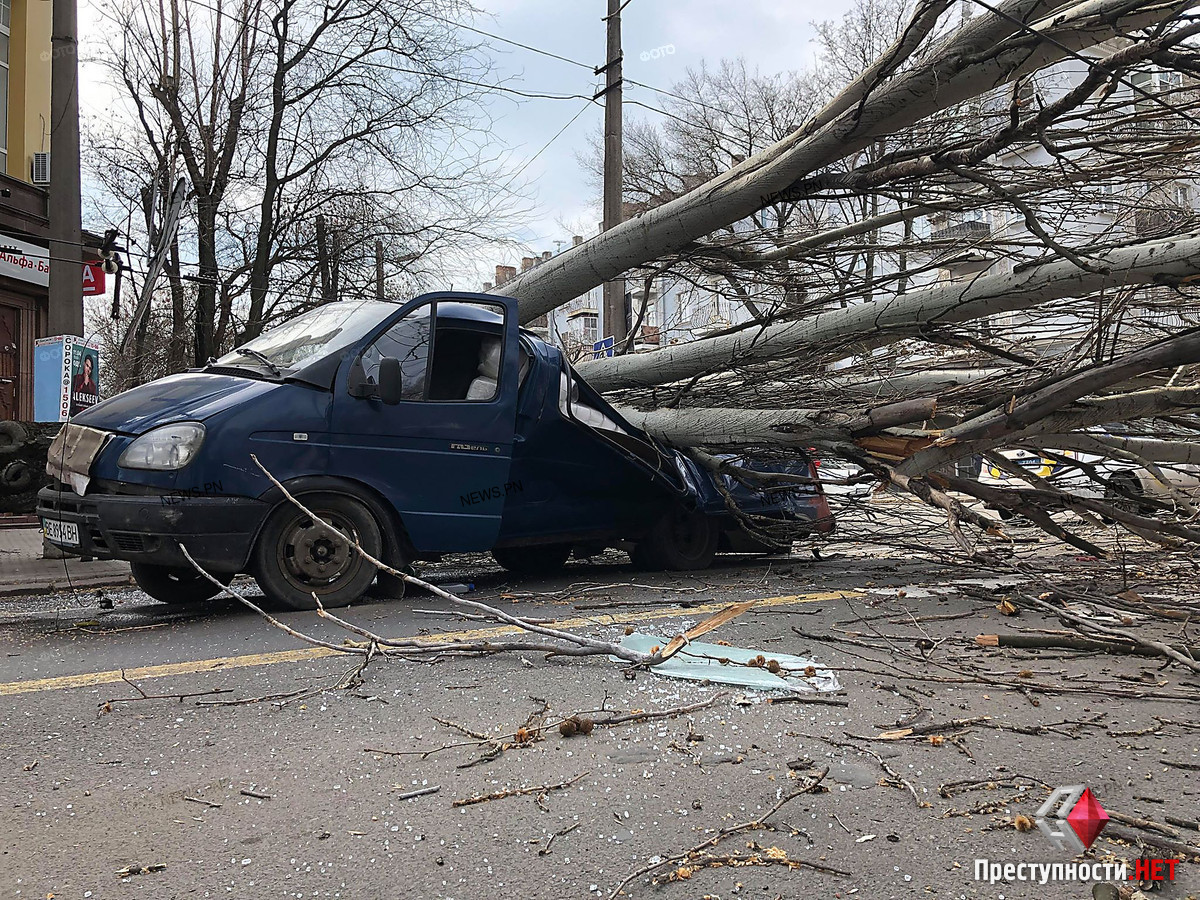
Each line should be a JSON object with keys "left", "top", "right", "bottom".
{"left": 0, "top": 306, "right": 17, "bottom": 420}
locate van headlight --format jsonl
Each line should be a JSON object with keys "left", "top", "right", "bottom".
{"left": 118, "top": 423, "right": 206, "bottom": 470}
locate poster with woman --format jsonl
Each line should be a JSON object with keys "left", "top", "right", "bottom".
{"left": 69, "top": 345, "right": 100, "bottom": 416}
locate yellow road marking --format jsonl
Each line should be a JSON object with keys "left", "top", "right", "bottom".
{"left": 0, "top": 590, "right": 858, "bottom": 697}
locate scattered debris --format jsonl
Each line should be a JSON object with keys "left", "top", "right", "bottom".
{"left": 616, "top": 632, "right": 839, "bottom": 692}
{"left": 116, "top": 863, "right": 166, "bottom": 877}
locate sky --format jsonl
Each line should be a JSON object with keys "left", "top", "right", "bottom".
{"left": 469, "top": 0, "right": 856, "bottom": 283}
{"left": 73, "top": 0, "right": 859, "bottom": 290}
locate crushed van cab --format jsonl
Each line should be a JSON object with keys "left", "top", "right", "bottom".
{"left": 38, "top": 293, "right": 833, "bottom": 609}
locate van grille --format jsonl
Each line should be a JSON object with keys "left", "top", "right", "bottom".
{"left": 110, "top": 532, "right": 147, "bottom": 553}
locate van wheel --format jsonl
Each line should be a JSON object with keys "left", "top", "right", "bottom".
{"left": 633, "top": 507, "right": 719, "bottom": 571}
{"left": 252, "top": 492, "right": 381, "bottom": 610}
{"left": 131, "top": 562, "right": 234, "bottom": 605}
{"left": 493, "top": 543, "right": 572, "bottom": 575}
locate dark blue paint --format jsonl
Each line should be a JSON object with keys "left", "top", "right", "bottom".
{"left": 57, "top": 291, "right": 831, "bottom": 569}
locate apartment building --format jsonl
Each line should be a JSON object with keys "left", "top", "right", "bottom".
{"left": 0, "top": 0, "right": 54, "bottom": 420}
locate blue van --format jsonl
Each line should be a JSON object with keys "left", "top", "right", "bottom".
{"left": 38, "top": 293, "right": 832, "bottom": 609}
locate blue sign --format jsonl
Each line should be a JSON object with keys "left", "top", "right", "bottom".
{"left": 592, "top": 336, "right": 615, "bottom": 360}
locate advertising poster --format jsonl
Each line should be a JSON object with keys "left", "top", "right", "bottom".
{"left": 33, "top": 336, "right": 101, "bottom": 422}
{"left": 69, "top": 342, "right": 100, "bottom": 416}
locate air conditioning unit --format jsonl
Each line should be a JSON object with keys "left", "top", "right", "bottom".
{"left": 31, "top": 152, "right": 50, "bottom": 185}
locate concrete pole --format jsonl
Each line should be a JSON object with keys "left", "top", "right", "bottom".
{"left": 375, "top": 239, "right": 384, "bottom": 300}
{"left": 600, "top": 0, "right": 626, "bottom": 347}
{"left": 48, "top": 0, "right": 83, "bottom": 337}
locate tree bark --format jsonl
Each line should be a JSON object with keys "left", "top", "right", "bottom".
{"left": 618, "top": 398, "right": 935, "bottom": 447}
{"left": 576, "top": 231, "right": 1200, "bottom": 391}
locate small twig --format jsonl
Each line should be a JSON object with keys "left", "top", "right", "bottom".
{"left": 394, "top": 785, "right": 440, "bottom": 801}
{"left": 767, "top": 694, "right": 850, "bottom": 707}
{"left": 100, "top": 671, "right": 232, "bottom": 712}
{"left": 608, "top": 768, "right": 829, "bottom": 899}
{"left": 538, "top": 822, "right": 580, "bottom": 856}
{"left": 452, "top": 772, "right": 589, "bottom": 808}
{"left": 588, "top": 694, "right": 727, "bottom": 727}
{"left": 239, "top": 789, "right": 272, "bottom": 800}
{"left": 183, "top": 796, "right": 222, "bottom": 809}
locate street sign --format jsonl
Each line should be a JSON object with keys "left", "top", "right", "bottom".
{"left": 592, "top": 335, "right": 615, "bottom": 359}
{"left": 82, "top": 262, "right": 105, "bottom": 296}
{"left": 0, "top": 235, "right": 106, "bottom": 294}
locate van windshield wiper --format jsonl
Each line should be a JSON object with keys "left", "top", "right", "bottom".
{"left": 230, "top": 346, "right": 282, "bottom": 377}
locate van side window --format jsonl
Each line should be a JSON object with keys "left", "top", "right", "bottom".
{"left": 361, "top": 304, "right": 431, "bottom": 400}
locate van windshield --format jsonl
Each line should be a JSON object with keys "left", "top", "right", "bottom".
{"left": 214, "top": 300, "right": 395, "bottom": 374}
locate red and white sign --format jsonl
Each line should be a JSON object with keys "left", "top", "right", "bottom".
{"left": 0, "top": 234, "right": 108, "bottom": 294}
{"left": 82, "top": 262, "right": 106, "bottom": 296}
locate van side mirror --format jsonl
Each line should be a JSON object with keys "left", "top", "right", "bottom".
{"left": 378, "top": 357, "right": 402, "bottom": 405}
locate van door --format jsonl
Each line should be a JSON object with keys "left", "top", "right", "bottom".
{"left": 329, "top": 295, "right": 520, "bottom": 553}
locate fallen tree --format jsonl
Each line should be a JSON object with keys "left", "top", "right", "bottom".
{"left": 494, "top": 0, "right": 1187, "bottom": 323}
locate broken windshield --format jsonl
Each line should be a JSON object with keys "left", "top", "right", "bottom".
{"left": 213, "top": 299, "right": 396, "bottom": 374}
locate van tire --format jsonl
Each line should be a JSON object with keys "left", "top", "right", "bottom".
{"left": 252, "top": 491, "right": 382, "bottom": 610}
{"left": 633, "top": 507, "right": 719, "bottom": 571}
{"left": 1104, "top": 470, "right": 1153, "bottom": 516}
{"left": 493, "top": 543, "right": 572, "bottom": 575}
{"left": 132, "top": 562, "right": 234, "bottom": 605}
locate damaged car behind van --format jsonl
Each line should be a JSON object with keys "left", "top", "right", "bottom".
{"left": 38, "top": 293, "right": 833, "bottom": 610}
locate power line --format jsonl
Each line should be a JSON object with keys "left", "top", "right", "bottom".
{"left": 410, "top": 8, "right": 595, "bottom": 72}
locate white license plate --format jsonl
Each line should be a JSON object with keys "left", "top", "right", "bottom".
{"left": 43, "top": 518, "right": 80, "bottom": 547}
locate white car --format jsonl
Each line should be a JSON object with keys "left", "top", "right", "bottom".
{"left": 978, "top": 448, "right": 1200, "bottom": 512}
{"left": 814, "top": 459, "right": 874, "bottom": 499}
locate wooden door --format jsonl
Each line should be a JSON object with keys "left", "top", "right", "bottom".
{"left": 0, "top": 305, "right": 17, "bottom": 421}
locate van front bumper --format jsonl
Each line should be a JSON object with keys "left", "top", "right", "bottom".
{"left": 36, "top": 484, "right": 270, "bottom": 573}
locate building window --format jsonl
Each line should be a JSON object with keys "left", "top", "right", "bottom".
{"left": 579, "top": 314, "right": 597, "bottom": 347}
{"left": 1098, "top": 183, "right": 1118, "bottom": 213}
{"left": 1173, "top": 184, "right": 1190, "bottom": 208}
{"left": 0, "top": 0, "right": 9, "bottom": 171}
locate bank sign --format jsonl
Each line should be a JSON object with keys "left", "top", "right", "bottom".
{"left": 0, "top": 234, "right": 106, "bottom": 295}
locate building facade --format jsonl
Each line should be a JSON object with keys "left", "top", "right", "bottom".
{"left": 0, "top": 0, "right": 56, "bottom": 420}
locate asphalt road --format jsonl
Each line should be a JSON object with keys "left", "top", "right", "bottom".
{"left": 1, "top": 549, "right": 1197, "bottom": 900}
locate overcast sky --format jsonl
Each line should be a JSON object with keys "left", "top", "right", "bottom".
{"left": 76, "top": 0, "right": 859, "bottom": 289}
{"left": 471, "top": 0, "right": 856, "bottom": 281}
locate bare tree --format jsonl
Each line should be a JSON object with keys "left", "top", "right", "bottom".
{"left": 94, "top": 0, "right": 521, "bottom": 363}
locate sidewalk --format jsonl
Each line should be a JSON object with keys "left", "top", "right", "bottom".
{"left": 0, "top": 528, "right": 133, "bottom": 597}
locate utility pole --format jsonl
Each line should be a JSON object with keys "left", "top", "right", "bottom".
{"left": 375, "top": 240, "right": 385, "bottom": 300}
{"left": 48, "top": 0, "right": 83, "bottom": 336}
{"left": 599, "top": 0, "right": 626, "bottom": 348}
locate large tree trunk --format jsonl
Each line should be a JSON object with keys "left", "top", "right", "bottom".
{"left": 193, "top": 196, "right": 219, "bottom": 364}
{"left": 575, "top": 231, "right": 1200, "bottom": 391}
{"left": 617, "top": 398, "right": 936, "bottom": 447}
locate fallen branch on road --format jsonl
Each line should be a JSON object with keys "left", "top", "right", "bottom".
{"left": 608, "top": 767, "right": 830, "bottom": 899}
{"left": 451, "top": 771, "right": 589, "bottom": 808}
{"left": 100, "top": 671, "right": 232, "bottom": 714}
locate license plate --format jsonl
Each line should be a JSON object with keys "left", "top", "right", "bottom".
{"left": 43, "top": 518, "right": 80, "bottom": 547}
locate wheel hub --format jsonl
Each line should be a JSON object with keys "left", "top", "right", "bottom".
{"left": 280, "top": 513, "right": 358, "bottom": 587}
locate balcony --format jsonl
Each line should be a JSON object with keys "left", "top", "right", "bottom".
{"left": 929, "top": 219, "right": 991, "bottom": 245}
